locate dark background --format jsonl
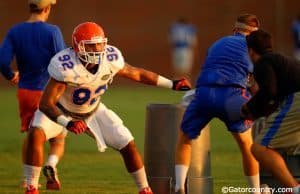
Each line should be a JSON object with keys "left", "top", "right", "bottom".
{"left": 0, "top": 0, "right": 299, "bottom": 84}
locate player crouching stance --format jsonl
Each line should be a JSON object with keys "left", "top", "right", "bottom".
{"left": 23, "top": 22, "right": 191, "bottom": 194}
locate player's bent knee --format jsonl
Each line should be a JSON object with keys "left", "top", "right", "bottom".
{"left": 48, "top": 137, "right": 65, "bottom": 144}
{"left": 120, "top": 140, "right": 137, "bottom": 154}
{"left": 233, "top": 133, "right": 253, "bottom": 148}
{"left": 27, "top": 127, "right": 46, "bottom": 145}
{"left": 119, "top": 141, "right": 143, "bottom": 172}
{"left": 49, "top": 132, "right": 67, "bottom": 144}
{"left": 119, "top": 141, "right": 142, "bottom": 161}
{"left": 177, "top": 130, "right": 193, "bottom": 145}
{"left": 250, "top": 143, "right": 269, "bottom": 161}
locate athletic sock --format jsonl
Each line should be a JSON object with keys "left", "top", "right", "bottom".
{"left": 175, "top": 164, "right": 189, "bottom": 192}
{"left": 24, "top": 164, "right": 41, "bottom": 189}
{"left": 130, "top": 166, "right": 149, "bottom": 191}
{"left": 245, "top": 174, "right": 260, "bottom": 194}
{"left": 45, "top": 154, "right": 59, "bottom": 167}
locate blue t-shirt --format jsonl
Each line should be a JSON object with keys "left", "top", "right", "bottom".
{"left": 196, "top": 33, "right": 253, "bottom": 88}
{"left": 0, "top": 21, "right": 65, "bottom": 90}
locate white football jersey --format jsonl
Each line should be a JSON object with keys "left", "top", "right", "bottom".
{"left": 48, "top": 45, "right": 124, "bottom": 114}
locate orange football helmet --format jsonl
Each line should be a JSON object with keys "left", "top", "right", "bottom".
{"left": 72, "top": 22, "right": 108, "bottom": 65}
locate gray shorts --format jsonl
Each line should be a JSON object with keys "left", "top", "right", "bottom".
{"left": 254, "top": 92, "right": 300, "bottom": 153}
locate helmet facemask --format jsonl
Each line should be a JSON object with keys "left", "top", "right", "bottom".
{"left": 77, "top": 36, "right": 108, "bottom": 67}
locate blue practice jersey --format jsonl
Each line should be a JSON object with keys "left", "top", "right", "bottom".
{"left": 292, "top": 21, "right": 300, "bottom": 49}
{"left": 0, "top": 21, "right": 65, "bottom": 90}
{"left": 196, "top": 33, "right": 253, "bottom": 88}
{"left": 169, "top": 22, "right": 197, "bottom": 49}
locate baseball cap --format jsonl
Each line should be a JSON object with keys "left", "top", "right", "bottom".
{"left": 28, "top": 0, "right": 56, "bottom": 9}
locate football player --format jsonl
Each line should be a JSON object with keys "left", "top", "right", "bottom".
{"left": 23, "top": 22, "right": 191, "bottom": 194}
{"left": 0, "top": 0, "right": 65, "bottom": 190}
{"left": 243, "top": 29, "right": 300, "bottom": 194}
{"left": 169, "top": 17, "right": 198, "bottom": 79}
{"left": 174, "top": 14, "right": 261, "bottom": 194}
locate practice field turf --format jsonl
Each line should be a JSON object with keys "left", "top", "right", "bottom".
{"left": 0, "top": 85, "right": 248, "bottom": 194}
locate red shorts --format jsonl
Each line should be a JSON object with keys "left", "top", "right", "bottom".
{"left": 17, "top": 89, "right": 43, "bottom": 132}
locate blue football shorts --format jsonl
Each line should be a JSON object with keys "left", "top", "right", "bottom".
{"left": 181, "top": 86, "right": 253, "bottom": 139}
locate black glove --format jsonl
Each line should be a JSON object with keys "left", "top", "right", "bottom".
{"left": 172, "top": 78, "right": 192, "bottom": 91}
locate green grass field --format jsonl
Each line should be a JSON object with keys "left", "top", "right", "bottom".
{"left": 0, "top": 85, "right": 248, "bottom": 194}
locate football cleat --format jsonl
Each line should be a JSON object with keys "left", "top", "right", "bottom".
{"left": 42, "top": 165, "right": 61, "bottom": 190}
{"left": 25, "top": 185, "right": 39, "bottom": 194}
{"left": 139, "top": 187, "right": 153, "bottom": 194}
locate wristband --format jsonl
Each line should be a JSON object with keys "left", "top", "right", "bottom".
{"left": 56, "top": 115, "right": 71, "bottom": 127}
{"left": 157, "top": 75, "right": 173, "bottom": 89}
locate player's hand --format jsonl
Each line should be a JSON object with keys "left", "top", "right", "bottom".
{"left": 247, "top": 73, "right": 259, "bottom": 95}
{"left": 10, "top": 71, "right": 19, "bottom": 85}
{"left": 172, "top": 78, "right": 192, "bottom": 91}
{"left": 66, "top": 120, "right": 88, "bottom": 134}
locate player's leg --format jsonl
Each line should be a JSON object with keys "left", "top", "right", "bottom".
{"left": 17, "top": 89, "right": 43, "bottom": 188}
{"left": 119, "top": 141, "right": 143, "bottom": 171}
{"left": 119, "top": 140, "right": 153, "bottom": 194}
{"left": 91, "top": 103, "right": 152, "bottom": 194}
{"left": 232, "top": 129, "right": 259, "bottom": 175}
{"left": 24, "top": 110, "right": 65, "bottom": 193}
{"left": 46, "top": 134, "right": 65, "bottom": 168}
{"left": 175, "top": 87, "right": 211, "bottom": 194}
{"left": 17, "top": 89, "right": 65, "bottom": 190}
{"left": 21, "top": 136, "right": 43, "bottom": 189}
{"left": 45, "top": 138, "right": 65, "bottom": 167}
{"left": 252, "top": 143, "right": 298, "bottom": 188}
{"left": 231, "top": 129, "right": 260, "bottom": 192}
{"left": 174, "top": 130, "right": 192, "bottom": 194}
{"left": 17, "top": 89, "right": 42, "bottom": 165}
{"left": 43, "top": 132, "right": 66, "bottom": 190}
{"left": 253, "top": 93, "right": 300, "bottom": 192}
{"left": 24, "top": 127, "right": 47, "bottom": 193}
{"left": 225, "top": 87, "right": 260, "bottom": 193}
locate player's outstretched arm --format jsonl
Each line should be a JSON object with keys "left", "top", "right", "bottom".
{"left": 117, "top": 63, "right": 192, "bottom": 91}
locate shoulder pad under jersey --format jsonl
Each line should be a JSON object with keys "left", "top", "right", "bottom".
{"left": 105, "top": 45, "right": 125, "bottom": 73}
{"left": 48, "top": 48, "right": 80, "bottom": 83}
